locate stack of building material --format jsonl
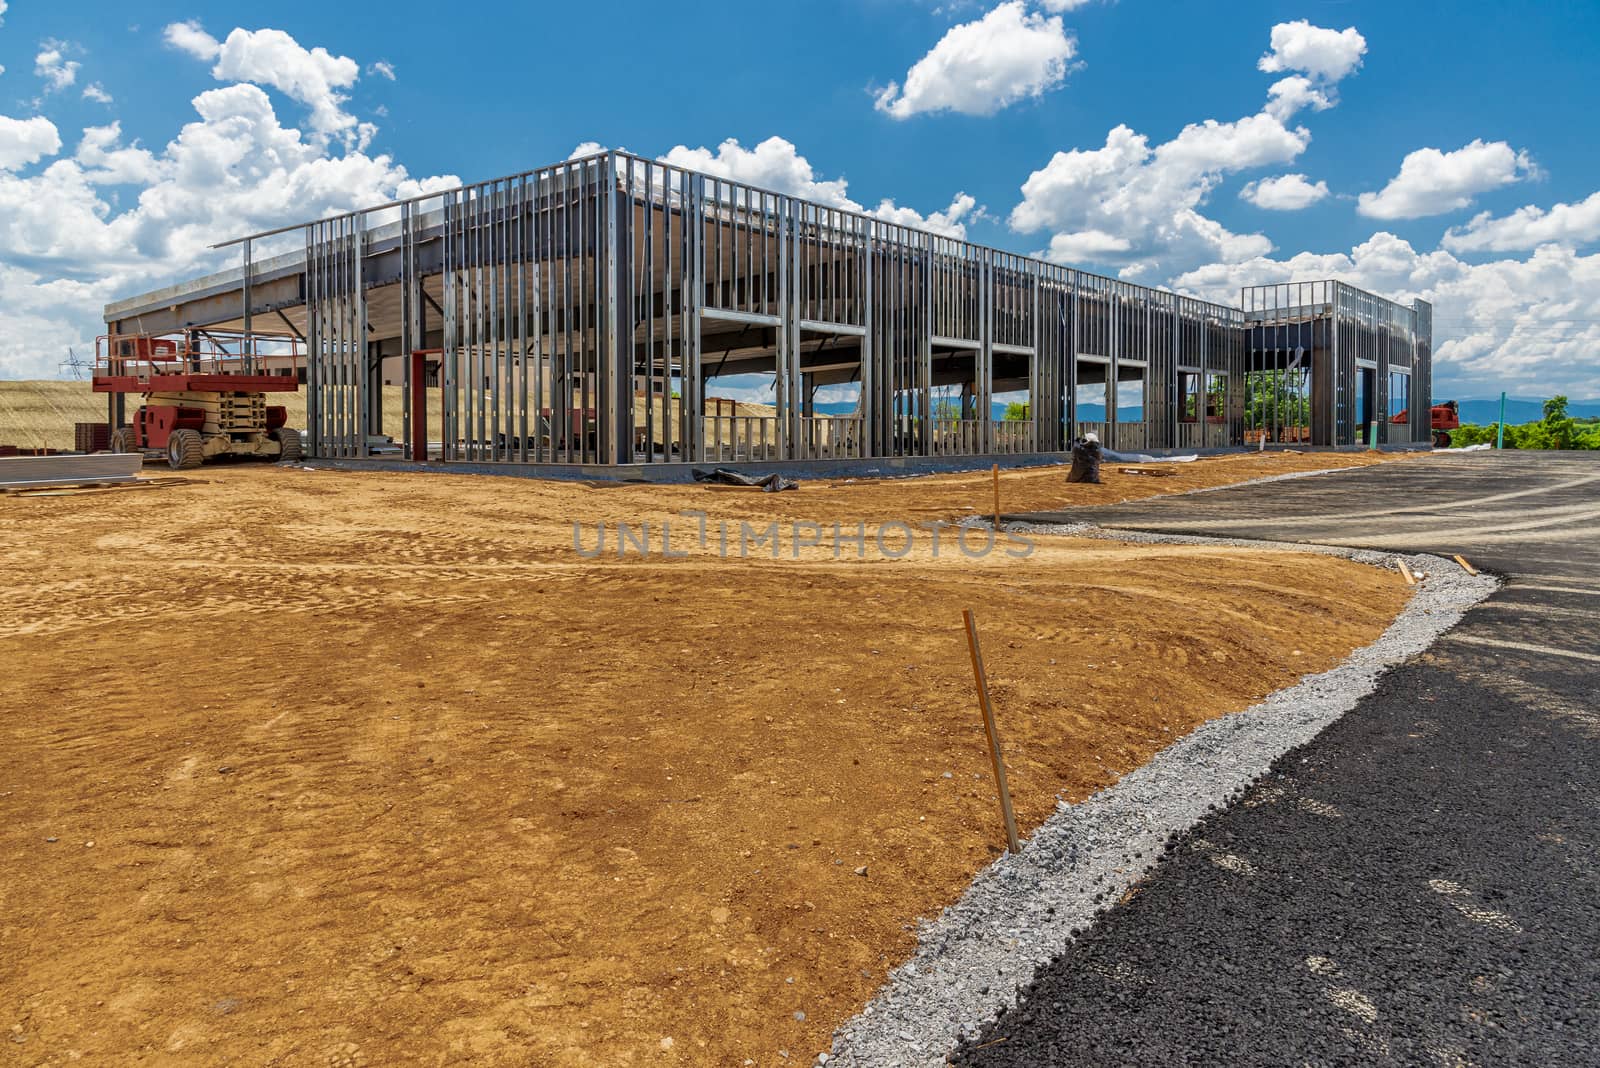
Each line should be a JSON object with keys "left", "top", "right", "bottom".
{"left": 74, "top": 423, "right": 112, "bottom": 453}
{"left": 0, "top": 453, "right": 143, "bottom": 491}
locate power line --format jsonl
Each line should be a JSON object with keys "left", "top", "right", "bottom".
{"left": 58, "top": 347, "right": 90, "bottom": 379}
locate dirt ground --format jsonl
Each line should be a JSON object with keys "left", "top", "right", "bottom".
{"left": 0, "top": 451, "right": 1411, "bottom": 1065}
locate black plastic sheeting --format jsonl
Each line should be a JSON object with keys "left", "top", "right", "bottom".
{"left": 691, "top": 467, "right": 800, "bottom": 492}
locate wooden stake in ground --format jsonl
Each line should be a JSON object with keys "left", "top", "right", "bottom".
{"left": 992, "top": 464, "right": 1000, "bottom": 531}
{"left": 1454, "top": 554, "right": 1479, "bottom": 576}
{"left": 962, "top": 609, "right": 1022, "bottom": 854}
{"left": 1397, "top": 559, "right": 1417, "bottom": 585}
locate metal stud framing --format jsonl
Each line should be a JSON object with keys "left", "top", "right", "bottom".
{"left": 305, "top": 214, "right": 367, "bottom": 459}
{"left": 237, "top": 152, "right": 1432, "bottom": 466}
{"left": 1242, "top": 281, "right": 1432, "bottom": 448}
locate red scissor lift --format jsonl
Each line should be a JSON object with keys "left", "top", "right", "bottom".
{"left": 94, "top": 333, "right": 305, "bottom": 470}
{"left": 1391, "top": 400, "right": 1461, "bottom": 448}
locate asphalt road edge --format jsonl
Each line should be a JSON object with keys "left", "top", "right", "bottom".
{"left": 825, "top": 533, "right": 1498, "bottom": 1068}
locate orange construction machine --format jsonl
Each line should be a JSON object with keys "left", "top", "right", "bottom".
{"left": 94, "top": 333, "right": 304, "bottom": 469}
{"left": 1392, "top": 399, "right": 1460, "bottom": 448}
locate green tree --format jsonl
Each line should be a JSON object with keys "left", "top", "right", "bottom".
{"left": 1449, "top": 423, "right": 1510, "bottom": 448}
{"left": 1003, "top": 401, "right": 1030, "bottom": 421}
{"left": 1524, "top": 393, "right": 1579, "bottom": 449}
{"left": 1448, "top": 394, "right": 1598, "bottom": 450}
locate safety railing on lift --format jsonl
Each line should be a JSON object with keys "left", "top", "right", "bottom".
{"left": 95, "top": 333, "right": 304, "bottom": 383}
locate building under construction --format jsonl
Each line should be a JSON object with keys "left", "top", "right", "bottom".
{"left": 104, "top": 150, "right": 1435, "bottom": 469}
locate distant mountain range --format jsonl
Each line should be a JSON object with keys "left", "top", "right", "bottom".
{"left": 1449, "top": 397, "right": 1600, "bottom": 424}
{"left": 813, "top": 397, "right": 1599, "bottom": 425}
{"left": 810, "top": 400, "right": 1115, "bottom": 420}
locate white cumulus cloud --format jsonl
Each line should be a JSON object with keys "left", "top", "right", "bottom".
{"left": 1172, "top": 235, "right": 1600, "bottom": 399}
{"left": 163, "top": 22, "right": 369, "bottom": 147}
{"left": 0, "top": 115, "right": 62, "bottom": 170}
{"left": 869, "top": 192, "right": 978, "bottom": 239}
{"left": 1009, "top": 112, "right": 1310, "bottom": 279}
{"left": 163, "top": 20, "right": 222, "bottom": 61}
{"left": 1442, "top": 190, "right": 1600, "bottom": 253}
{"left": 74, "top": 122, "right": 163, "bottom": 186}
{"left": 35, "top": 41, "right": 81, "bottom": 93}
{"left": 663, "top": 135, "right": 854, "bottom": 207}
{"left": 1257, "top": 20, "right": 1365, "bottom": 118}
{"left": 0, "top": 83, "right": 448, "bottom": 274}
{"left": 82, "top": 83, "right": 113, "bottom": 104}
{"left": 661, "top": 135, "right": 978, "bottom": 238}
{"left": 1358, "top": 139, "right": 1534, "bottom": 220}
{"left": 1005, "top": 20, "right": 1372, "bottom": 281}
{"left": 1264, "top": 75, "right": 1332, "bottom": 121}
{"left": 1240, "top": 173, "right": 1330, "bottom": 211}
{"left": 874, "top": 1, "right": 1077, "bottom": 120}
{"left": 0, "top": 30, "right": 457, "bottom": 380}
{"left": 1258, "top": 19, "right": 1367, "bottom": 83}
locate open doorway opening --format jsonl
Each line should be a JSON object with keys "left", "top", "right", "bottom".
{"left": 1074, "top": 356, "right": 1109, "bottom": 442}
{"left": 1245, "top": 362, "right": 1312, "bottom": 444}
{"left": 1356, "top": 365, "right": 1376, "bottom": 444}
{"left": 929, "top": 343, "right": 980, "bottom": 455}
{"left": 696, "top": 316, "right": 780, "bottom": 462}
{"left": 796, "top": 327, "right": 865, "bottom": 460}
{"left": 382, "top": 348, "right": 445, "bottom": 460}
{"left": 1387, "top": 368, "right": 1411, "bottom": 447}
{"left": 1114, "top": 362, "right": 1147, "bottom": 450}
{"left": 991, "top": 346, "right": 1034, "bottom": 454}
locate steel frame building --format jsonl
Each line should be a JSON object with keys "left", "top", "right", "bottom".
{"left": 103, "top": 150, "right": 1434, "bottom": 468}
{"left": 1243, "top": 281, "right": 1435, "bottom": 447}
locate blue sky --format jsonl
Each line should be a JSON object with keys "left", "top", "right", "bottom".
{"left": 2, "top": 0, "right": 1598, "bottom": 399}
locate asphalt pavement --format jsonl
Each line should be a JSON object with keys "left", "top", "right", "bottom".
{"left": 957, "top": 451, "right": 1600, "bottom": 1066}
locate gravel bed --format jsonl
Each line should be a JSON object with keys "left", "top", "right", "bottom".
{"left": 824, "top": 529, "right": 1496, "bottom": 1067}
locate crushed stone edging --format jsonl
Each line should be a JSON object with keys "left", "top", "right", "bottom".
{"left": 824, "top": 528, "right": 1497, "bottom": 1067}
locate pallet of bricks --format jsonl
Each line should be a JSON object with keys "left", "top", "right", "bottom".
{"left": 75, "top": 422, "right": 111, "bottom": 453}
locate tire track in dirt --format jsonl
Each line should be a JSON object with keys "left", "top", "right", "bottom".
{"left": 2, "top": 456, "right": 1413, "bottom": 1065}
